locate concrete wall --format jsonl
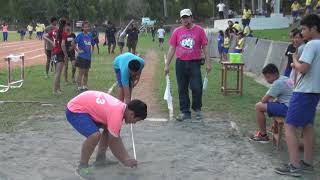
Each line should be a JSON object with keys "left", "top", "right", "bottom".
{"left": 213, "top": 15, "right": 291, "bottom": 32}
{"left": 206, "top": 31, "right": 290, "bottom": 77}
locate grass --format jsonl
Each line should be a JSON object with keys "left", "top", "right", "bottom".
{"left": 0, "top": 31, "right": 24, "bottom": 42}
{"left": 253, "top": 28, "right": 291, "bottom": 42}
{"left": 0, "top": 34, "right": 155, "bottom": 132}
{"left": 156, "top": 35, "right": 320, "bottom": 152}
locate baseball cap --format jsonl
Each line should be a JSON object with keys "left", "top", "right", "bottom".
{"left": 180, "top": 9, "right": 192, "bottom": 18}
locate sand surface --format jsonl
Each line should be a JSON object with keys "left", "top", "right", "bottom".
{"left": 0, "top": 115, "right": 309, "bottom": 180}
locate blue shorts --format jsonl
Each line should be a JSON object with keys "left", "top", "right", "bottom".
{"left": 234, "top": 49, "right": 242, "bottom": 53}
{"left": 292, "top": 11, "right": 299, "bottom": 18}
{"left": 267, "top": 102, "right": 288, "bottom": 117}
{"left": 218, "top": 46, "right": 223, "bottom": 54}
{"left": 65, "top": 108, "right": 102, "bottom": 137}
{"left": 223, "top": 48, "right": 229, "bottom": 53}
{"left": 286, "top": 92, "right": 320, "bottom": 127}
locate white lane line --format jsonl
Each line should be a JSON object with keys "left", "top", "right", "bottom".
{"left": 28, "top": 54, "right": 45, "bottom": 60}
{"left": 0, "top": 40, "right": 39, "bottom": 46}
{"left": 0, "top": 44, "right": 43, "bottom": 52}
{"left": 145, "top": 118, "right": 168, "bottom": 122}
{"left": 0, "top": 41, "right": 42, "bottom": 48}
{"left": 2, "top": 48, "right": 43, "bottom": 59}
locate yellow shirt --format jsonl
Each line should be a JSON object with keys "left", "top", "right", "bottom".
{"left": 242, "top": 9, "right": 252, "bottom": 19}
{"left": 244, "top": 26, "right": 250, "bottom": 35}
{"left": 35, "top": 25, "right": 41, "bottom": 32}
{"left": 236, "top": 38, "right": 245, "bottom": 49}
{"left": 291, "top": 2, "right": 300, "bottom": 11}
{"left": 224, "top": 37, "right": 230, "bottom": 48}
{"left": 232, "top": 24, "right": 242, "bottom": 32}
{"left": 306, "top": 0, "right": 312, "bottom": 6}
{"left": 27, "top": 25, "right": 33, "bottom": 32}
{"left": 41, "top": 24, "right": 45, "bottom": 31}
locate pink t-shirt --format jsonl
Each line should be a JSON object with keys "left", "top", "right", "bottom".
{"left": 2, "top": 25, "right": 8, "bottom": 32}
{"left": 169, "top": 25, "right": 208, "bottom": 60}
{"left": 67, "top": 91, "right": 126, "bottom": 137}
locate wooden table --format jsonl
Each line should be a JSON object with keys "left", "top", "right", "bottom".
{"left": 220, "top": 62, "right": 244, "bottom": 96}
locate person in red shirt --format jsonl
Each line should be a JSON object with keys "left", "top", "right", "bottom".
{"left": 44, "top": 18, "right": 68, "bottom": 94}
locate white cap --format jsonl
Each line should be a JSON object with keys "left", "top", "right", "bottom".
{"left": 180, "top": 9, "right": 192, "bottom": 18}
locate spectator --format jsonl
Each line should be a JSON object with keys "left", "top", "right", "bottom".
{"left": 242, "top": 5, "right": 252, "bottom": 27}
{"left": 217, "top": 1, "right": 226, "bottom": 19}
{"left": 291, "top": 0, "right": 301, "bottom": 23}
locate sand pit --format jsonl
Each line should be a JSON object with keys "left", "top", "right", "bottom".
{"left": 0, "top": 114, "right": 306, "bottom": 180}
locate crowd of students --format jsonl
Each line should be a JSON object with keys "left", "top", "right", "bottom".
{"left": 291, "top": 0, "right": 320, "bottom": 23}
{"left": 249, "top": 14, "right": 320, "bottom": 177}
{"left": 217, "top": 19, "right": 251, "bottom": 62}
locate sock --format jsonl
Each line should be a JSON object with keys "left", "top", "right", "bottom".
{"left": 78, "top": 161, "right": 89, "bottom": 168}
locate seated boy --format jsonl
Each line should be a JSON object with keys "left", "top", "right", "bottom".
{"left": 250, "top": 64, "right": 294, "bottom": 143}
{"left": 66, "top": 90, "right": 147, "bottom": 179}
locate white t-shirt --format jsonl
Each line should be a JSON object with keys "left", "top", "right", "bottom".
{"left": 217, "top": 3, "right": 225, "bottom": 12}
{"left": 157, "top": 28, "right": 165, "bottom": 38}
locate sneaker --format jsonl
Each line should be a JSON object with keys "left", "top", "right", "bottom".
{"left": 53, "top": 90, "right": 62, "bottom": 95}
{"left": 274, "top": 163, "right": 302, "bottom": 177}
{"left": 249, "top": 131, "right": 269, "bottom": 143}
{"left": 300, "top": 160, "right": 313, "bottom": 173}
{"left": 176, "top": 113, "right": 191, "bottom": 122}
{"left": 194, "top": 111, "right": 203, "bottom": 121}
{"left": 75, "top": 166, "right": 95, "bottom": 180}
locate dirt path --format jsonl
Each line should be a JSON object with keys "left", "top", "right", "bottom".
{"left": 132, "top": 50, "right": 165, "bottom": 118}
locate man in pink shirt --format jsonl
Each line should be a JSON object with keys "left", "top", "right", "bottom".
{"left": 164, "top": 9, "right": 212, "bottom": 122}
{"left": 66, "top": 90, "right": 147, "bottom": 179}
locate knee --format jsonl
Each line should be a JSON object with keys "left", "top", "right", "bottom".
{"left": 255, "top": 102, "right": 264, "bottom": 111}
{"left": 90, "top": 132, "right": 101, "bottom": 141}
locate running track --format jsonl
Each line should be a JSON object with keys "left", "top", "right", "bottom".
{"left": 0, "top": 40, "right": 46, "bottom": 69}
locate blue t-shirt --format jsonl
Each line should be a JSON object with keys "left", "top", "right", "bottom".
{"left": 75, "top": 32, "right": 94, "bottom": 60}
{"left": 113, "top": 52, "right": 145, "bottom": 87}
{"left": 266, "top": 76, "right": 294, "bottom": 106}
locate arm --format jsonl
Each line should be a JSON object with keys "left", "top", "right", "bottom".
{"left": 43, "top": 33, "right": 54, "bottom": 46}
{"left": 261, "top": 95, "right": 274, "bottom": 103}
{"left": 202, "top": 45, "right": 212, "bottom": 73}
{"left": 108, "top": 133, "right": 137, "bottom": 167}
{"left": 123, "top": 87, "right": 132, "bottom": 104}
{"left": 132, "top": 72, "right": 141, "bottom": 87}
{"left": 61, "top": 39, "right": 67, "bottom": 58}
{"left": 292, "top": 52, "right": 310, "bottom": 74}
{"left": 164, "top": 45, "right": 176, "bottom": 74}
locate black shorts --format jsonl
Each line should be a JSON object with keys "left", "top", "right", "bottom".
{"left": 159, "top": 38, "right": 164, "bottom": 43}
{"left": 68, "top": 51, "right": 75, "bottom": 61}
{"left": 45, "top": 50, "right": 52, "bottom": 61}
{"left": 127, "top": 40, "right": 137, "bottom": 49}
{"left": 76, "top": 56, "right": 91, "bottom": 69}
{"left": 52, "top": 53, "right": 65, "bottom": 63}
{"left": 118, "top": 42, "right": 125, "bottom": 47}
{"left": 108, "top": 39, "right": 116, "bottom": 45}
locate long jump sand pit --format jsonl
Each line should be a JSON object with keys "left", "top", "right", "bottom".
{"left": 0, "top": 115, "right": 301, "bottom": 180}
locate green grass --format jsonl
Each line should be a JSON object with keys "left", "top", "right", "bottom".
{"left": 0, "top": 31, "right": 23, "bottom": 42}
{"left": 0, "top": 34, "right": 156, "bottom": 132}
{"left": 253, "top": 28, "right": 291, "bottom": 42}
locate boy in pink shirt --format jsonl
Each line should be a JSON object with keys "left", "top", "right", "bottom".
{"left": 66, "top": 90, "right": 147, "bottom": 179}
